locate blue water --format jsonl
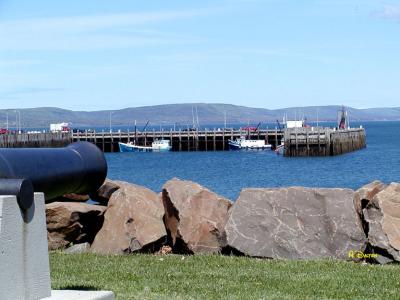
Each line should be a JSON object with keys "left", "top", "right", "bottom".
{"left": 105, "top": 121, "right": 400, "bottom": 201}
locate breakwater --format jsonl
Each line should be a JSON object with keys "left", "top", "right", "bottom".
{"left": 47, "top": 178, "right": 399, "bottom": 264}
{"left": 284, "top": 127, "right": 366, "bottom": 156}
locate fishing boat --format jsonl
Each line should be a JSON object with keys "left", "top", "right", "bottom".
{"left": 119, "top": 139, "right": 171, "bottom": 152}
{"left": 228, "top": 137, "right": 272, "bottom": 150}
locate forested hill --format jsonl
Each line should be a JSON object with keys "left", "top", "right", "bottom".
{"left": 1, "top": 103, "right": 400, "bottom": 128}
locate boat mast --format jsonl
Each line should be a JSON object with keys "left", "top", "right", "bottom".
{"left": 109, "top": 111, "right": 112, "bottom": 133}
{"left": 196, "top": 106, "right": 199, "bottom": 129}
{"left": 192, "top": 106, "right": 195, "bottom": 129}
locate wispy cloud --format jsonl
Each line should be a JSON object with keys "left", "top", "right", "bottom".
{"left": 374, "top": 5, "right": 400, "bottom": 21}
{"left": 0, "top": 10, "right": 204, "bottom": 51}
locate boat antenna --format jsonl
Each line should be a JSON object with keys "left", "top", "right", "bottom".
{"left": 346, "top": 107, "right": 350, "bottom": 129}
{"left": 338, "top": 106, "right": 347, "bottom": 129}
{"left": 142, "top": 120, "right": 149, "bottom": 132}
{"left": 276, "top": 119, "right": 283, "bottom": 131}
{"left": 192, "top": 106, "right": 195, "bottom": 129}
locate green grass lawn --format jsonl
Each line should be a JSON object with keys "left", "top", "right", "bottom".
{"left": 50, "top": 252, "right": 400, "bottom": 300}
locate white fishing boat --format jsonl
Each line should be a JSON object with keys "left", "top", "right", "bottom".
{"left": 119, "top": 139, "right": 171, "bottom": 152}
{"left": 228, "top": 137, "right": 271, "bottom": 150}
{"left": 152, "top": 140, "right": 172, "bottom": 151}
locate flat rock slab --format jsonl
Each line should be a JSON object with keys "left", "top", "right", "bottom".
{"left": 364, "top": 182, "right": 400, "bottom": 263}
{"left": 42, "top": 290, "right": 114, "bottom": 300}
{"left": 225, "top": 187, "right": 366, "bottom": 259}
{"left": 91, "top": 182, "right": 166, "bottom": 254}
{"left": 64, "top": 242, "right": 91, "bottom": 254}
{"left": 162, "top": 178, "right": 233, "bottom": 254}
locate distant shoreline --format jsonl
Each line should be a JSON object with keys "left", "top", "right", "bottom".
{"left": 1, "top": 103, "right": 400, "bottom": 128}
{"left": 2, "top": 119, "right": 400, "bottom": 131}
{"left": 2, "top": 120, "right": 399, "bottom": 131}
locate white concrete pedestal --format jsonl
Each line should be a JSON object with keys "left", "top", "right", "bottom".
{"left": 0, "top": 194, "right": 115, "bottom": 300}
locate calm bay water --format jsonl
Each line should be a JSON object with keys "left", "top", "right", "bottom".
{"left": 105, "top": 121, "right": 400, "bottom": 201}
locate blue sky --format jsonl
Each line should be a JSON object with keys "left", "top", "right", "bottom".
{"left": 0, "top": 0, "right": 399, "bottom": 110}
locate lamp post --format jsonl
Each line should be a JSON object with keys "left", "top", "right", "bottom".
{"left": 224, "top": 111, "right": 227, "bottom": 129}
{"left": 18, "top": 110, "right": 21, "bottom": 133}
{"left": 109, "top": 112, "right": 113, "bottom": 133}
{"left": 15, "top": 110, "right": 18, "bottom": 133}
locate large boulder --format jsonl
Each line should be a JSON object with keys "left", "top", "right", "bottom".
{"left": 90, "top": 179, "right": 121, "bottom": 206}
{"left": 162, "top": 178, "right": 233, "bottom": 254}
{"left": 354, "top": 181, "right": 386, "bottom": 217}
{"left": 46, "top": 202, "right": 106, "bottom": 250}
{"left": 91, "top": 182, "right": 166, "bottom": 254}
{"left": 363, "top": 183, "right": 400, "bottom": 263}
{"left": 225, "top": 187, "right": 366, "bottom": 259}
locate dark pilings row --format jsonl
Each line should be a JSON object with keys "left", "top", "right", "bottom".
{"left": 284, "top": 127, "right": 366, "bottom": 157}
{"left": 0, "top": 133, "right": 72, "bottom": 148}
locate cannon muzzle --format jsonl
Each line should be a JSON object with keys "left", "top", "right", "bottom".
{"left": 0, "top": 142, "right": 107, "bottom": 209}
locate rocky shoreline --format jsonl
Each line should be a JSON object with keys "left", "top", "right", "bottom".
{"left": 46, "top": 179, "right": 400, "bottom": 264}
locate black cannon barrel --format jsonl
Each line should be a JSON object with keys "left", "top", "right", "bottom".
{"left": 0, "top": 142, "right": 107, "bottom": 201}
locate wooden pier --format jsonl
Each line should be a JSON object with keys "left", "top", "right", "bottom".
{"left": 72, "top": 129, "right": 284, "bottom": 152}
{"left": 0, "top": 127, "right": 366, "bottom": 156}
{"left": 284, "top": 127, "right": 366, "bottom": 156}
{"left": 0, "top": 132, "right": 71, "bottom": 148}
